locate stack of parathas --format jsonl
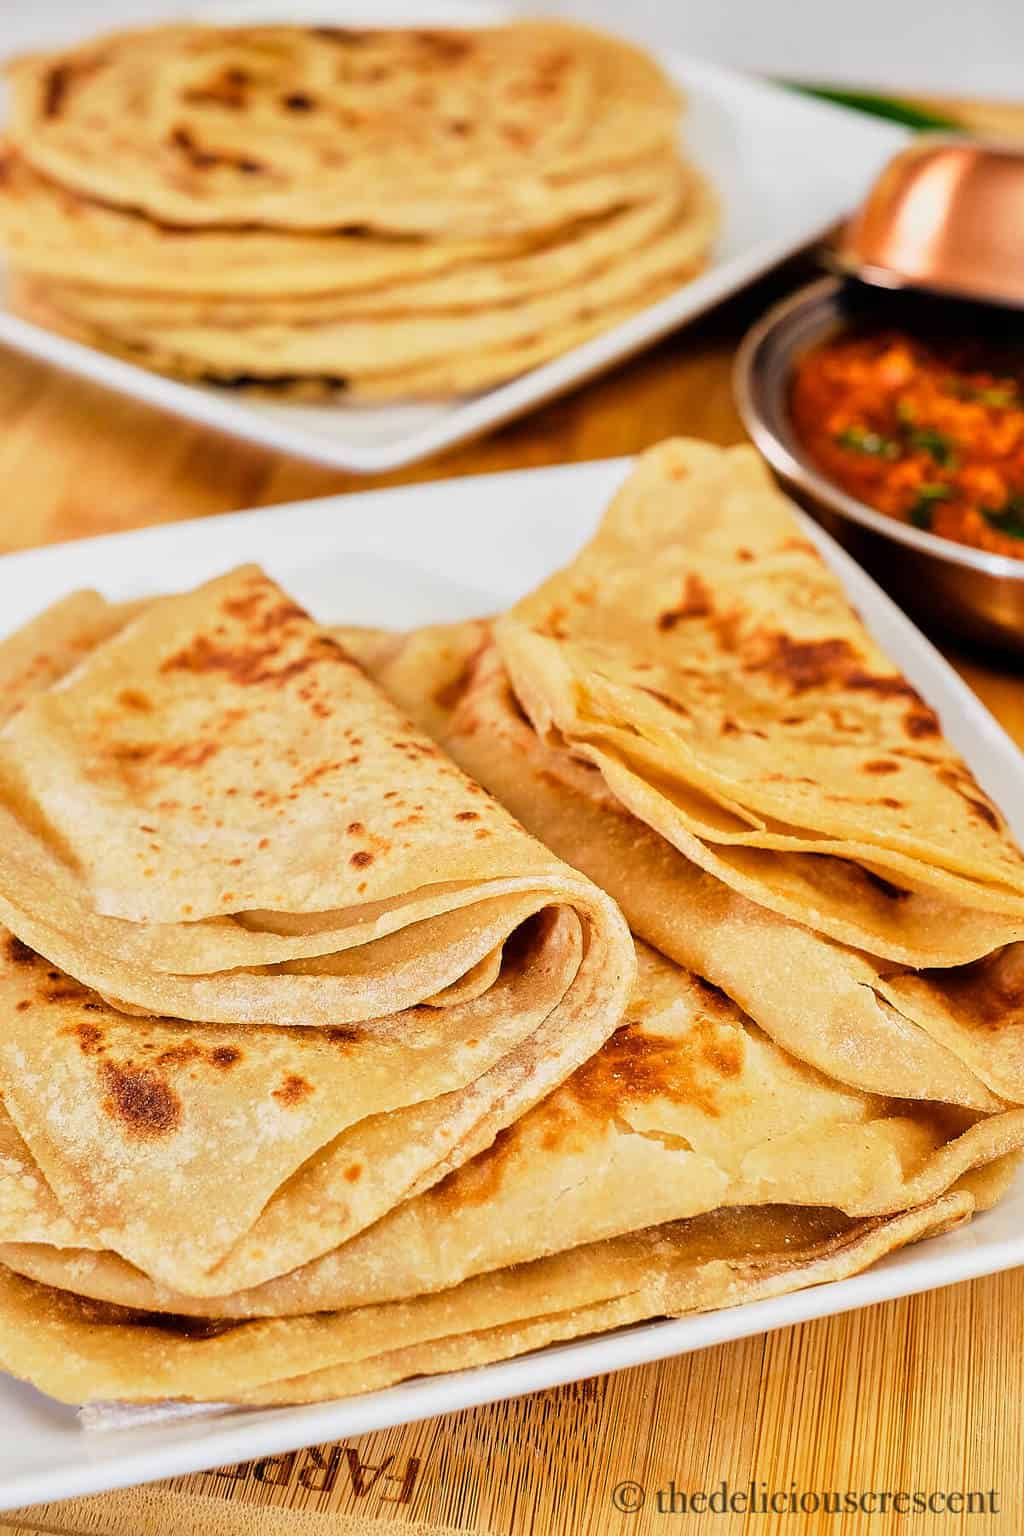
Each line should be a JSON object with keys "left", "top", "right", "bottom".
{"left": 0, "top": 21, "right": 716, "bottom": 400}
{"left": 0, "top": 441, "right": 1022, "bottom": 1411}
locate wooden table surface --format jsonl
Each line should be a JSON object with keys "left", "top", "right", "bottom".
{"left": 4, "top": 100, "right": 1024, "bottom": 1536}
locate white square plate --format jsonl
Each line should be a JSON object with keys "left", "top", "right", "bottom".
{"left": 0, "top": 456, "right": 1022, "bottom": 1509}
{"left": 0, "top": 1, "right": 906, "bottom": 473}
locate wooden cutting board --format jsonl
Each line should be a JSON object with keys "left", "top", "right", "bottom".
{"left": 1, "top": 92, "right": 1023, "bottom": 1536}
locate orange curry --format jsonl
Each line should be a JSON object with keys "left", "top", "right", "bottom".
{"left": 791, "top": 328, "right": 1024, "bottom": 559}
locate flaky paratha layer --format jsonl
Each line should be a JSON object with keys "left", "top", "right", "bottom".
{"left": 0, "top": 1197, "right": 971, "bottom": 1405}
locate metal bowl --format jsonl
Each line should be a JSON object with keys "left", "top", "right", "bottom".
{"left": 835, "top": 137, "right": 1024, "bottom": 309}
{"left": 734, "top": 276, "right": 1024, "bottom": 657}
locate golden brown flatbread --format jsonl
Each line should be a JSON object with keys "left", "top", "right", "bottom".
{"left": 0, "top": 575, "right": 633, "bottom": 1296}
{"left": 9, "top": 184, "right": 715, "bottom": 389}
{"left": 0, "top": 152, "right": 695, "bottom": 309}
{"left": 0, "top": 1197, "right": 973, "bottom": 1406}
{"left": 495, "top": 441, "right": 1024, "bottom": 947}
{"left": 6, "top": 23, "right": 681, "bottom": 236}
{"left": 5, "top": 942, "right": 1021, "bottom": 1321}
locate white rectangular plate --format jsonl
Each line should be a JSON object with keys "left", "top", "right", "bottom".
{"left": 1, "top": 457, "right": 1021, "bottom": 1510}
{"left": 0, "top": 1, "right": 906, "bottom": 473}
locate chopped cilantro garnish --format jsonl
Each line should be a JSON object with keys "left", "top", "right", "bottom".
{"left": 908, "top": 484, "right": 952, "bottom": 530}
{"left": 982, "top": 496, "right": 1024, "bottom": 540}
{"left": 834, "top": 426, "right": 901, "bottom": 460}
{"left": 943, "top": 380, "right": 1019, "bottom": 408}
{"left": 973, "top": 387, "right": 1019, "bottom": 408}
{"left": 907, "top": 427, "right": 956, "bottom": 466}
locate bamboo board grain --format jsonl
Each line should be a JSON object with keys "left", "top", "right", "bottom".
{"left": 1, "top": 99, "right": 1023, "bottom": 1536}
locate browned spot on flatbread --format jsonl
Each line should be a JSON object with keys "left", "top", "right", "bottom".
{"left": 904, "top": 707, "right": 941, "bottom": 739}
{"left": 938, "top": 767, "right": 1002, "bottom": 831}
{"left": 108, "top": 741, "right": 154, "bottom": 766}
{"left": 310, "top": 26, "right": 372, "bottom": 43}
{"left": 567, "top": 1015, "right": 744, "bottom": 1122}
{"left": 325, "top": 1025, "right": 364, "bottom": 1047}
{"left": 350, "top": 849, "right": 373, "bottom": 868}
{"left": 294, "top": 758, "right": 343, "bottom": 791}
{"left": 65, "top": 1020, "right": 106, "bottom": 1056}
{"left": 107, "top": 738, "right": 220, "bottom": 773}
{"left": 344, "top": 1162, "right": 363, "bottom": 1183}
{"left": 153, "top": 1042, "right": 202, "bottom": 1068}
{"left": 5, "top": 936, "right": 36, "bottom": 967}
{"left": 211, "top": 1045, "right": 242, "bottom": 1069}
{"left": 414, "top": 29, "right": 474, "bottom": 61}
{"left": 40, "top": 57, "right": 101, "bottom": 118}
{"left": 100, "top": 1061, "right": 182, "bottom": 1139}
{"left": 657, "top": 573, "right": 713, "bottom": 631}
{"left": 864, "top": 759, "right": 899, "bottom": 775}
{"left": 695, "top": 1022, "right": 747, "bottom": 1081}
{"left": 746, "top": 635, "right": 860, "bottom": 694}
{"left": 42, "top": 978, "right": 91, "bottom": 1003}
{"left": 160, "top": 626, "right": 343, "bottom": 690}
{"left": 118, "top": 689, "right": 153, "bottom": 713}
{"left": 169, "top": 125, "right": 263, "bottom": 174}
{"left": 272, "top": 1073, "right": 313, "bottom": 1107}
{"left": 222, "top": 593, "right": 307, "bottom": 635}
{"left": 183, "top": 67, "right": 249, "bottom": 110}
{"left": 536, "top": 606, "right": 569, "bottom": 640}
{"left": 847, "top": 671, "right": 921, "bottom": 703}
{"left": 159, "top": 741, "right": 221, "bottom": 770}
{"left": 744, "top": 634, "right": 931, "bottom": 718}
{"left": 42, "top": 64, "right": 76, "bottom": 118}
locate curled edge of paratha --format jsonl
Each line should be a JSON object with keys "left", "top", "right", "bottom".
{"left": 0, "top": 1193, "right": 973, "bottom": 1406}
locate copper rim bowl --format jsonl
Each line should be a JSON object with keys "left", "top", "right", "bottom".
{"left": 733, "top": 275, "right": 1024, "bottom": 657}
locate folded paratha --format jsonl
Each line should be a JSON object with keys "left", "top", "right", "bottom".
{"left": 335, "top": 442, "right": 1024, "bottom": 1113}
{"left": 494, "top": 441, "right": 1024, "bottom": 951}
{"left": 0, "top": 573, "right": 633, "bottom": 1295}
